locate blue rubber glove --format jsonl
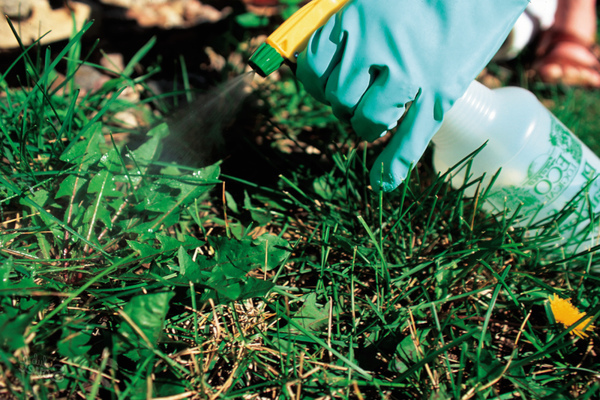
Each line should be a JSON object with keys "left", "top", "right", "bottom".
{"left": 296, "top": 0, "right": 529, "bottom": 191}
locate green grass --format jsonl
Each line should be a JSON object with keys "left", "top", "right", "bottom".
{"left": 1, "top": 14, "right": 600, "bottom": 400}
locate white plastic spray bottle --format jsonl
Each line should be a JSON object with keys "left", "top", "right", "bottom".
{"left": 247, "top": 0, "right": 600, "bottom": 253}
{"left": 432, "top": 81, "right": 600, "bottom": 253}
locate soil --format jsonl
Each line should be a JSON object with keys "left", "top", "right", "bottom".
{"left": 0, "top": 0, "right": 279, "bottom": 90}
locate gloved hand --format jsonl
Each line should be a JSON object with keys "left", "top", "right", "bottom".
{"left": 296, "top": 0, "right": 529, "bottom": 191}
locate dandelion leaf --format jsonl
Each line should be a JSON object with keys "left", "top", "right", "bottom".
{"left": 59, "top": 122, "right": 103, "bottom": 168}
{"left": 56, "top": 174, "right": 89, "bottom": 199}
{"left": 58, "top": 326, "right": 93, "bottom": 369}
{"left": 392, "top": 328, "right": 431, "bottom": 374}
{"left": 0, "top": 298, "right": 44, "bottom": 352}
{"left": 174, "top": 234, "right": 290, "bottom": 303}
{"left": 115, "top": 291, "right": 175, "bottom": 362}
{"left": 274, "top": 293, "right": 336, "bottom": 352}
{"left": 128, "top": 165, "right": 219, "bottom": 235}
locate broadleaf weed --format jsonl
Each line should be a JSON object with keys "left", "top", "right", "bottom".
{"left": 1, "top": 14, "right": 600, "bottom": 400}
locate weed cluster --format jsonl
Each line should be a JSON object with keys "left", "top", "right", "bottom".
{"left": 1, "top": 13, "right": 599, "bottom": 400}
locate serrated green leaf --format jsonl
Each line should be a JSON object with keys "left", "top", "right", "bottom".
{"left": 0, "top": 300, "right": 43, "bottom": 351}
{"left": 129, "top": 166, "right": 220, "bottom": 234}
{"left": 290, "top": 293, "right": 331, "bottom": 332}
{"left": 313, "top": 175, "right": 335, "bottom": 200}
{"left": 116, "top": 291, "right": 175, "bottom": 362}
{"left": 274, "top": 293, "right": 336, "bottom": 351}
{"left": 177, "top": 246, "right": 195, "bottom": 276}
{"left": 35, "top": 233, "right": 52, "bottom": 259}
{"left": 434, "top": 261, "right": 459, "bottom": 299}
{"left": 84, "top": 202, "right": 113, "bottom": 230}
{"left": 88, "top": 170, "right": 120, "bottom": 197}
{"left": 200, "top": 275, "right": 274, "bottom": 304}
{"left": 99, "top": 148, "right": 123, "bottom": 173}
{"left": 59, "top": 122, "right": 103, "bottom": 168}
{"left": 19, "top": 189, "right": 51, "bottom": 224}
{"left": 243, "top": 190, "right": 274, "bottom": 225}
{"left": 156, "top": 234, "right": 185, "bottom": 252}
{"left": 214, "top": 234, "right": 290, "bottom": 272}
{"left": 178, "top": 234, "right": 205, "bottom": 248}
{"left": 227, "top": 222, "right": 245, "bottom": 240}
{"left": 23, "top": 189, "right": 49, "bottom": 208}
{"left": 56, "top": 174, "right": 89, "bottom": 199}
{"left": 134, "top": 187, "right": 177, "bottom": 213}
{"left": 128, "top": 240, "right": 158, "bottom": 258}
{"left": 171, "top": 234, "right": 288, "bottom": 303}
{"left": 467, "top": 348, "right": 508, "bottom": 393}
{"left": 393, "top": 329, "right": 431, "bottom": 374}
{"left": 126, "top": 123, "right": 169, "bottom": 185}
{"left": 58, "top": 326, "right": 92, "bottom": 359}
{"left": 84, "top": 170, "right": 119, "bottom": 233}
{"left": 108, "top": 197, "right": 125, "bottom": 212}
{"left": 250, "top": 209, "right": 272, "bottom": 226}
{"left": 0, "top": 233, "right": 20, "bottom": 250}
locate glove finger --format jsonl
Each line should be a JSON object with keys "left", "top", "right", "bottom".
{"left": 369, "top": 91, "right": 446, "bottom": 192}
{"left": 296, "top": 12, "right": 345, "bottom": 104}
{"left": 350, "top": 67, "right": 419, "bottom": 142}
{"left": 322, "top": 57, "right": 372, "bottom": 122}
{"left": 297, "top": 5, "right": 372, "bottom": 121}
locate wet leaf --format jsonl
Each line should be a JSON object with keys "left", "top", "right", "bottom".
{"left": 59, "top": 122, "right": 103, "bottom": 168}
{"left": 88, "top": 170, "right": 119, "bottom": 196}
{"left": 206, "top": 234, "right": 290, "bottom": 272}
{"left": 129, "top": 165, "right": 220, "bottom": 234}
{"left": 172, "top": 234, "right": 290, "bottom": 303}
{"left": 0, "top": 257, "right": 13, "bottom": 290}
{"left": 84, "top": 169, "right": 120, "bottom": 230}
{"left": 99, "top": 147, "right": 123, "bottom": 173}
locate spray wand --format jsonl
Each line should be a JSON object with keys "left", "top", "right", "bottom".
{"left": 248, "top": 0, "right": 351, "bottom": 77}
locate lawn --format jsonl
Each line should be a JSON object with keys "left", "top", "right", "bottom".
{"left": 1, "top": 3, "right": 600, "bottom": 399}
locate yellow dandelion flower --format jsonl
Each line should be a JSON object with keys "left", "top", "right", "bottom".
{"left": 548, "top": 294, "right": 595, "bottom": 338}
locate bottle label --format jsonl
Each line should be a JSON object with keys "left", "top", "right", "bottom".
{"left": 486, "top": 117, "right": 595, "bottom": 220}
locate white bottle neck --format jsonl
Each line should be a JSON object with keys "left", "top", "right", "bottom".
{"left": 432, "top": 80, "right": 496, "bottom": 147}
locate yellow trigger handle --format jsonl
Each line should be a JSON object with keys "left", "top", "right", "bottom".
{"left": 248, "top": 0, "right": 351, "bottom": 77}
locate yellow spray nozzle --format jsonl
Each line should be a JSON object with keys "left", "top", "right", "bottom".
{"left": 249, "top": 0, "right": 351, "bottom": 77}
